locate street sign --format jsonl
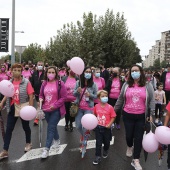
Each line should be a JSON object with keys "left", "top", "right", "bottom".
{"left": 0, "top": 18, "right": 9, "bottom": 52}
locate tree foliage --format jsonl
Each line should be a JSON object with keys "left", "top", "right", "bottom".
{"left": 153, "top": 58, "right": 160, "bottom": 69}
{"left": 3, "top": 9, "right": 142, "bottom": 68}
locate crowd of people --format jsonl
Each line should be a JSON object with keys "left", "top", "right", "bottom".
{"left": 0, "top": 60, "right": 170, "bottom": 170}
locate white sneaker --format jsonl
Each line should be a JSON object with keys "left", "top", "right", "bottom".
{"left": 155, "top": 118, "right": 159, "bottom": 124}
{"left": 41, "top": 149, "right": 49, "bottom": 159}
{"left": 126, "top": 146, "right": 133, "bottom": 157}
{"left": 131, "top": 159, "right": 142, "bottom": 170}
{"left": 163, "top": 112, "right": 167, "bottom": 116}
{"left": 50, "top": 139, "right": 60, "bottom": 150}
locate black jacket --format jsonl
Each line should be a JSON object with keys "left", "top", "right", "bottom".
{"left": 30, "top": 70, "right": 45, "bottom": 95}
{"left": 100, "top": 69, "right": 110, "bottom": 84}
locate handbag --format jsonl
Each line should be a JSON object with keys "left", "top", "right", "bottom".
{"left": 70, "top": 88, "right": 86, "bottom": 117}
{"left": 14, "top": 102, "right": 29, "bottom": 117}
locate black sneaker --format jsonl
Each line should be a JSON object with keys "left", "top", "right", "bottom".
{"left": 103, "top": 150, "right": 108, "bottom": 158}
{"left": 65, "top": 125, "right": 68, "bottom": 131}
{"left": 93, "top": 156, "right": 101, "bottom": 165}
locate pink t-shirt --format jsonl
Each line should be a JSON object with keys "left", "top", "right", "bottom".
{"left": 79, "top": 88, "right": 93, "bottom": 110}
{"left": 93, "top": 77, "right": 105, "bottom": 103}
{"left": 165, "top": 73, "right": 170, "bottom": 91}
{"left": 11, "top": 80, "right": 34, "bottom": 105}
{"left": 42, "top": 82, "right": 58, "bottom": 112}
{"left": 166, "top": 102, "right": 170, "bottom": 111}
{"left": 109, "top": 78, "right": 121, "bottom": 99}
{"left": 94, "top": 103, "right": 116, "bottom": 127}
{"left": 58, "top": 70, "right": 66, "bottom": 77}
{"left": 155, "top": 90, "right": 165, "bottom": 104}
{"left": 64, "top": 77, "right": 76, "bottom": 102}
{"left": 22, "top": 70, "right": 32, "bottom": 79}
{"left": 124, "top": 85, "right": 146, "bottom": 114}
{"left": 0, "top": 73, "right": 9, "bottom": 81}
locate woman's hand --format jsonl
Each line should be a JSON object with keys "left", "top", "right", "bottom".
{"left": 106, "top": 124, "right": 111, "bottom": 129}
{"left": 77, "top": 87, "right": 82, "bottom": 93}
{"left": 85, "top": 91, "right": 90, "bottom": 97}
{"left": 50, "top": 106, "right": 54, "bottom": 110}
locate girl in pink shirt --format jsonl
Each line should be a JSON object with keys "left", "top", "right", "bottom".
{"left": 114, "top": 65, "right": 155, "bottom": 170}
{"left": 39, "top": 66, "right": 67, "bottom": 159}
{"left": 62, "top": 68, "right": 78, "bottom": 131}
{"left": 93, "top": 90, "right": 116, "bottom": 165}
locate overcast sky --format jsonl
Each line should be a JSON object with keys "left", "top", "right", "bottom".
{"left": 1, "top": 0, "right": 170, "bottom": 59}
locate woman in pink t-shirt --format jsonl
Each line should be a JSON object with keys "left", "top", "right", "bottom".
{"left": 22, "top": 64, "right": 32, "bottom": 80}
{"left": 105, "top": 67, "right": 125, "bottom": 130}
{"left": 73, "top": 67, "right": 98, "bottom": 158}
{"left": 93, "top": 68, "right": 105, "bottom": 104}
{"left": 39, "top": 66, "right": 67, "bottom": 159}
{"left": 114, "top": 65, "right": 155, "bottom": 170}
{"left": 62, "top": 68, "right": 78, "bottom": 131}
{"left": 0, "top": 64, "right": 8, "bottom": 82}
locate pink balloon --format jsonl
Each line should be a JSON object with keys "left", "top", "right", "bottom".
{"left": 20, "top": 106, "right": 37, "bottom": 121}
{"left": 142, "top": 131, "right": 159, "bottom": 153}
{"left": 155, "top": 126, "right": 170, "bottom": 145}
{"left": 70, "top": 57, "right": 85, "bottom": 75}
{"left": 0, "top": 80, "right": 15, "bottom": 97}
{"left": 81, "top": 114, "right": 98, "bottom": 130}
{"left": 66, "top": 60, "right": 71, "bottom": 67}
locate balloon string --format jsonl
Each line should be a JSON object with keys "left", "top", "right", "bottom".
{"left": 79, "top": 75, "right": 81, "bottom": 87}
{"left": 150, "top": 121, "right": 157, "bottom": 128}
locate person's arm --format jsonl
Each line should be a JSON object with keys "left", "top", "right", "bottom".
{"left": 73, "top": 81, "right": 81, "bottom": 97}
{"left": 28, "top": 94, "right": 34, "bottom": 106}
{"left": 163, "top": 92, "right": 166, "bottom": 104}
{"left": 106, "top": 117, "right": 115, "bottom": 129}
{"left": 88, "top": 83, "right": 98, "bottom": 99}
{"left": 164, "top": 112, "right": 170, "bottom": 126}
{"left": 0, "top": 96, "right": 7, "bottom": 110}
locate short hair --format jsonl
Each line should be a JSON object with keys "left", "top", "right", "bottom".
{"left": 11, "top": 63, "right": 23, "bottom": 71}
{"left": 157, "top": 82, "right": 163, "bottom": 87}
{"left": 97, "top": 90, "right": 108, "bottom": 98}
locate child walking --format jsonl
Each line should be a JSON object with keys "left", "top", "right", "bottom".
{"left": 154, "top": 82, "right": 166, "bottom": 124}
{"left": 93, "top": 90, "right": 116, "bottom": 165}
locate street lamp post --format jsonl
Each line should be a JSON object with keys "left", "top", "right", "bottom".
{"left": 11, "top": 0, "right": 15, "bottom": 65}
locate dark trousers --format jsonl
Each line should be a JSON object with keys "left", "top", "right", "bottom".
{"left": 65, "top": 102, "right": 75, "bottom": 126}
{"left": 95, "top": 125, "right": 111, "bottom": 157}
{"left": 109, "top": 98, "right": 121, "bottom": 124}
{"left": 122, "top": 111, "right": 145, "bottom": 159}
{"left": 3, "top": 105, "right": 31, "bottom": 151}
{"left": 165, "top": 90, "right": 170, "bottom": 104}
{"left": 155, "top": 103, "right": 162, "bottom": 119}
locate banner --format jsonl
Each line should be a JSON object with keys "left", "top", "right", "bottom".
{"left": 0, "top": 18, "right": 9, "bottom": 52}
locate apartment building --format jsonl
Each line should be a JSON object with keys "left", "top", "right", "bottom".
{"left": 143, "top": 30, "right": 170, "bottom": 68}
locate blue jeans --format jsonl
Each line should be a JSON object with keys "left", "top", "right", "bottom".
{"left": 44, "top": 109, "right": 61, "bottom": 149}
{"left": 4, "top": 105, "right": 31, "bottom": 151}
{"left": 75, "top": 109, "right": 93, "bottom": 136}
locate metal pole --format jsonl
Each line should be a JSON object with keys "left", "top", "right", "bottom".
{"left": 11, "top": 0, "right": 15, "bottom": 65}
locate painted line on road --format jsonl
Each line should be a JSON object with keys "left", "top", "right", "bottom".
{"left": 16, "top": 144, "right": 67, "bottom": 163}
{"left": 58, "top": 118, "right": 76, "bottom": 127}
{"left": 69, "top": 136, "right": 114, "bottom": 152}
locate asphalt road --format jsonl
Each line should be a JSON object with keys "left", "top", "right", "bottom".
{"left": 0, "top": 109, "right": 168, "bottom": 170}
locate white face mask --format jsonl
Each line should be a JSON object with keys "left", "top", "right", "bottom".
{"left": 37, "top": 66, "right": 43, "bottom": 70}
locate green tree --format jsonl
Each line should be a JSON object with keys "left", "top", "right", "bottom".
{"left": 22, "top": 43, "right": 45, "bottom": 64}
{"left": 153, "top": 58, "right": 160, "bottom": 69}
{"left": 161, "top": 60, "right": 167, "bottom": 68}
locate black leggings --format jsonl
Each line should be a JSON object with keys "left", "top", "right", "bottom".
{"left": 65, "top": 102, "right": 75, "bottom": 126}
{"left": 155, "top": 104, "right": 162, "bottom": 119}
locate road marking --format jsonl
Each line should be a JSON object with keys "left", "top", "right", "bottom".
{"left": 58, "top": 118, "right": 76, "bottom": 127}
{"left": 17, "top": 144, "right": 67, "bottom": 163}
{"left": 69, "top": 136, "right": 114, "bottom": 152}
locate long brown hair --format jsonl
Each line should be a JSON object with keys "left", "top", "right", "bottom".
{"left": 127, "top": 64, "right": 146, "bottom": 87}
{"left": 44, "top": 66, "right": 59, "bottom": 81}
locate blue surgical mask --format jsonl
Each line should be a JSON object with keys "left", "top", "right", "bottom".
{"left": 84, "top": 73, "right": 91, "bottom": 79}
{"left": 95, "top": 73, "right": 100, "bottom": 78}
{"left": 131, "top": 71, "right": 140, "bottom": 79}
{"left": 101, "top": 97, "right": 108, "bottom": 103}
